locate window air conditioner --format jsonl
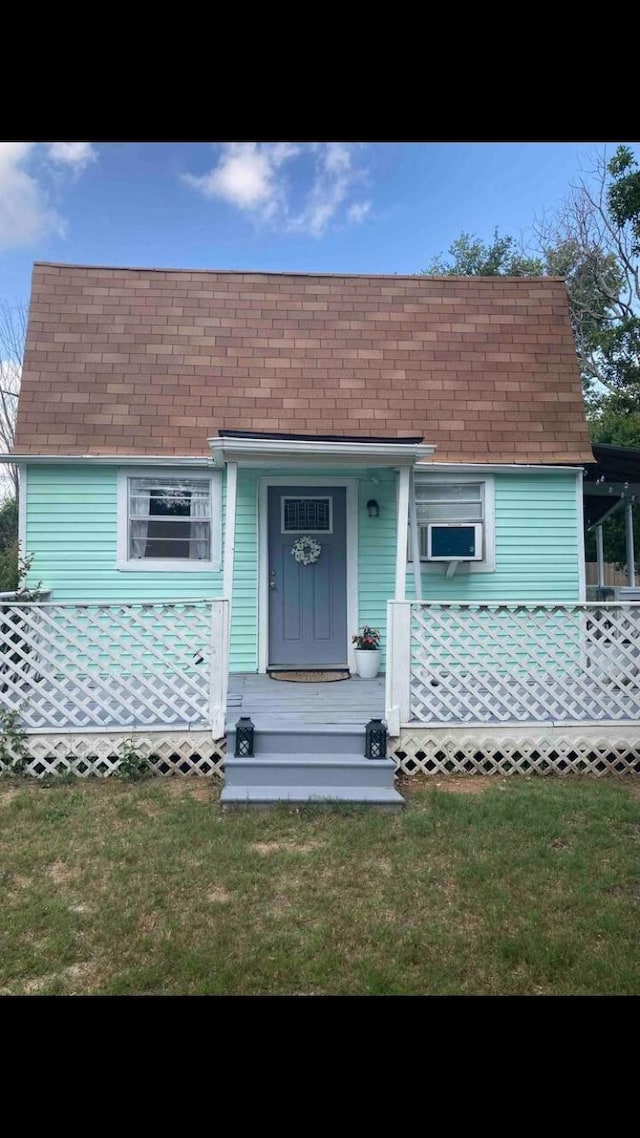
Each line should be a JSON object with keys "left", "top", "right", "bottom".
{"left": 426, "top": 522, "right": 483, "bottom": 562}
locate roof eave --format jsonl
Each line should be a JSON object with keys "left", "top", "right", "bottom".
{"left": 1, "top": 454, "right": 214, "bottom": 467}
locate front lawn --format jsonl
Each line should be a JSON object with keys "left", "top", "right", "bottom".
{"left": 1, "top": 775, "right": 639, "bottom": 995}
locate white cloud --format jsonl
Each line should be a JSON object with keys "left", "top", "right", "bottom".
{"left": 47, "top": 142, "right": 97, "bottom": 174}
{"left": 0, "top": 142, "right": 97, "bottom": 250}
{"left": 184, "top": 142, "right": 371, "bottom": 236}
{"left": 183, "top": 142, "right": 300, "bottom": 217}
{"left": 0, "top": 143, "right": 62, "bottom": 249}
{"left": 347, "top": 200, "right": 371, "bottom": 224}
{"left": 290, "top": 143, "right": 357, "bottom": 236}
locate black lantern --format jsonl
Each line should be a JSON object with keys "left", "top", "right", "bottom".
{"left": 235, "top": 716, "right": 255, "bottom": 757}
{"left": 365, "top": 718, "right": 387, "bottom": 760}
{"left": 366, "top": 499, "right": 380, "bottom": 518}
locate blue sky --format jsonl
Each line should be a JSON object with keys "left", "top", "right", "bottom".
{"left": 1, "top": 141, "right": 638, "bottom": 304}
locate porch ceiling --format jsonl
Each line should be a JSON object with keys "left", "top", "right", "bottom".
{"left": 584, "top": 443, "right": 640, "bottom": 528}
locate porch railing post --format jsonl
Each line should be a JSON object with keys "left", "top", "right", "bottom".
{"left": 625, "top": 500, "right": 636, "bottom": 587}
{"left": 596, "top": 524, "right": 605, "bottom": 588}
{"left": 409, "top": 468, "right": 423, "bottom": 601}
{"left": 385, "top": 600, "right": 411, "bottom": 737}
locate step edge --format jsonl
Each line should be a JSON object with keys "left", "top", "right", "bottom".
{"left": 225, "top": 756, "right": 395, "bottom": 767}
{"left": 225, "top": 725, "right": 374, "bottom": 736}
{"left": 220, "top": 786, "right": 405, "bottom": 801}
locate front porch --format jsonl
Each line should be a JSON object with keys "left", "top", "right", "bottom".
{"left": 227, "top": 672, "right": 384, "bottom": 729}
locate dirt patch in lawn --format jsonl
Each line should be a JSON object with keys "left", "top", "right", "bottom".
{"left": 47, "top": 860, "right": 75, "bottom": 885}
{"left": 162, "top": 779, "right": 216, "bottom": 803}
{"left": 623, "top": 778, "right": 640, "bottom": 801}
{"left": 0, "top": 788, "right": 20, "bottom": 806}
{"left": 23, "top": 961, "right": 101, "bottom": 995}
{"left": 404, "top": 776, "right": 504, "bottom": 796}
{"left": 11, "top": 874, "right": 32, "bottom": 891}
{"left": 250, "top": 840, "right": 322, "bottom": 855}
{"left": 207, "top": 886, "right": 232, "bottom": 904}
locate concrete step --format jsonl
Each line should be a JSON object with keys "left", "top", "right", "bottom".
{"left": 226, "top": 725, "right": 367, "bottom": 756}
{"left": 220, "top": 785, "right": 405, "bottom": 810}
{"left": 225, "top": 755, "right": 396, "bottom": 789}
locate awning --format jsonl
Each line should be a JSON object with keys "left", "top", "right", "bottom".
{"left": 208, "top": 430, "right": 435, "bottom": 467}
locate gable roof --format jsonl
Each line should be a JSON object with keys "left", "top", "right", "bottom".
{"left": 13, "top": 262, "right": 594, "bottom": 464}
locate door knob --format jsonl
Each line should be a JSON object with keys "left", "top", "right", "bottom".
{"left": 269, "top": 581, "right": 277, "bottom": 590}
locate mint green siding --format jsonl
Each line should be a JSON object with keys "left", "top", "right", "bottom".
{"left": 358, "top": 470, "right": 397, "bottom": 666}
{"left": 230, "top": 469, "right": 259, "bottom": 671}
{"left": 25, "top": 463, "right": 581, "bottom": 674}
{"left": 25, "top": 464, "right": 225, "bottom": 601}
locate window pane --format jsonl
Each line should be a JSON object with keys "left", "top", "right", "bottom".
{"left": 417, "top": 502, "right": 483, "bottom": 522}
{"left": 129, "top": 478, "right": 210, "bottom": 519}
{"left": 415, "top": 482, "right": 482, "bottom": 502}
{"left": 129, "top": 519, "right": 211, "bottom": 560}
{"left": 283, "top": 498, "right": 331, "bottom": 532}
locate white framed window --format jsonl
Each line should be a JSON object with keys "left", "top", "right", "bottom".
{"left": 116, "top": 469, "right": 222, "bottom": 571}
{"left": 410, "top": 474, "right": 496, "bottom": 573}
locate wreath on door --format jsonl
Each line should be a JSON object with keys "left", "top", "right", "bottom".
{"left": 291, "top": 536, "right": 322, "bottom": 565}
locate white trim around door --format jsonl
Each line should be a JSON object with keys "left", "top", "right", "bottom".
{"left": 257, "top": 476, "right": 359, "bottom": 674}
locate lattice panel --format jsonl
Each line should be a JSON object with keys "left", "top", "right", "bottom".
{"left": 0, "top": 732, "right": 226, "bottom": 778}
{"left": 0, "top": 601, "right": 220, "bottom": 730}
{"left": 390, "top": 730, "right": 640, "bottom": 777}
{"left": 411, "top": 602, "right": 640, "bottom": 724}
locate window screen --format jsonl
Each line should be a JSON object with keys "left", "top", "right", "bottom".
{"left": 282, "top": 497, "right": 332, "bottom": 533}
{"left": 128, "top": 477, "right": 211, "bottom": 560}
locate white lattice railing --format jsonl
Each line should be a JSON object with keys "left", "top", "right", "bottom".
{"left": 385, "top": 600, "right": 640, "bottom": 732}
{"left": 0, "top": 598, "right": 229, "bottom": 737}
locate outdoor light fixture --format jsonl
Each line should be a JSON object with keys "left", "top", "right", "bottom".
{"left": 367, "top": 499, "right": 380, "bottom": 518}
{"left": 365, "top": 718, "right": 387, "bottom": 759}
{"left": 234, "top": 716, "right": 255, "bottom": 757}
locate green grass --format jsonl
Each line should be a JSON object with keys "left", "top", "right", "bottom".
{"left": 1, "top": 775, "right": 640, "bottom": 995}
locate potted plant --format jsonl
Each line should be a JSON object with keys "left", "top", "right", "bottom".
{"left": 352, "top": 625, "right": 381, "bottom": 679}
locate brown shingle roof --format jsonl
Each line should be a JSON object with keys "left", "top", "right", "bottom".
{"left": 13, "top": 263, "right": 593, "bottom": 464}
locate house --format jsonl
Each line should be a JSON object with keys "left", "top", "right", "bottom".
{"left": 6, "top": 261, "right": 640, "bottom": 804}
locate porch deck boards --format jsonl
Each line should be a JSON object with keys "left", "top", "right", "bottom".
{"left": 226, "top": 672, "right": 385, "bottom": 729}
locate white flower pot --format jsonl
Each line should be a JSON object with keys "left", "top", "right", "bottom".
{"left": 354, "top": 649, "right": 380, "bottom": 679}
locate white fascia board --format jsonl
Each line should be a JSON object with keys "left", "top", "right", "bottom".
{"left": 3, "top": 455, "right": 214, "bottom": 467}
{"left": 417, "top": 461, "right": 586, "bottom": 474}
{"left": 208, "top": 438, "right": 435, "bottom": 467}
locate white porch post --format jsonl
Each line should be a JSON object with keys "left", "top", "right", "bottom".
{"left": 596, "top": 524, "right": 605, "bottom": 588}
{"left": 223, "top": 461, "right": 238, "bottom": 601}
{"left": 409, "top": 467, "right": 422, "bottom": 601}
{"left": 395, "top": 466, "right": 410, "bottom": 600}
{"left": 221, "top": 461, "right": 237, "bottom": 726}
{"left": 625, "top": 499, "right": 636, "bottom": 587}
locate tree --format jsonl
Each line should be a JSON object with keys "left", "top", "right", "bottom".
{"left": 535, "top": 145, "right": 640, "bottom": 419}
{"left": 0, "top": 300, "right": 25, "bottom": 501}
{"left": 0, "top": 497, "right": 18, "bottom": 591}
{"left": 423, "top": 147, "right": 640, "bottom": 429}
{"left": 423, "top": 228, "right": 543, "bottom": 277}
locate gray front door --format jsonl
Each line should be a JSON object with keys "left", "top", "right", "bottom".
{"left": 268, "top": 486, "right": 347, "bottom": 668}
